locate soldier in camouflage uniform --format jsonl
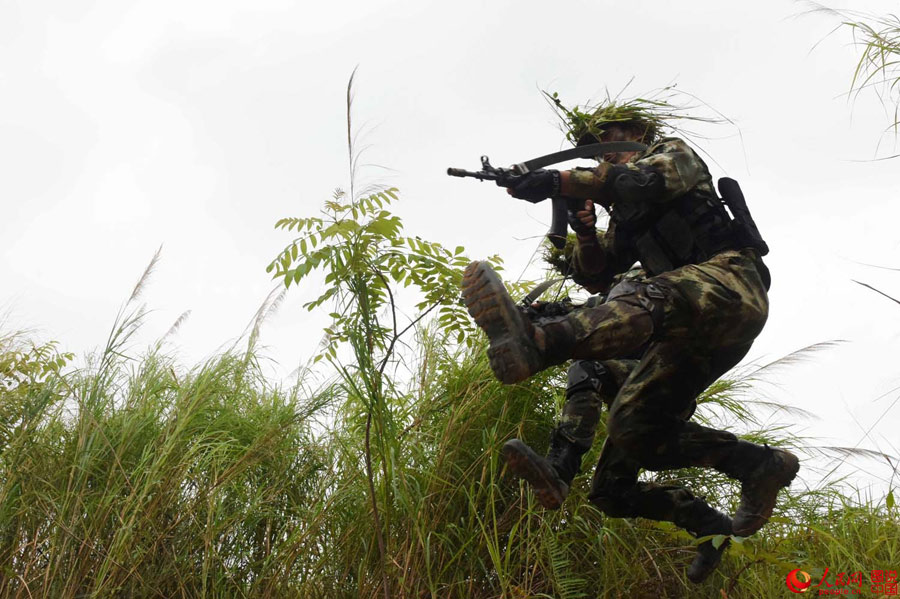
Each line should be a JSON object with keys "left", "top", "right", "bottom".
{"left": 460, "top": 102, "right": 799, "bottom": 583}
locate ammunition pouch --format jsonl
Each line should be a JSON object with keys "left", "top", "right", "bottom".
{"left": 612, "top": 181, "right": 764, "bottom": 276}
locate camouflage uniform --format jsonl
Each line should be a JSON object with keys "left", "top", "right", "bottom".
{"left": 556, "top": 358, "right": 637, "bottom": 450}
{"left": 551, "top": 138, "right": 772, "bottom": 526}
{"left": 463, "top": 127, "right": 798, "bottom": 584}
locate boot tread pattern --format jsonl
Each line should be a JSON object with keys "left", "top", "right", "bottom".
{"left": 502, "top": 440, "right": 568, "bottom": 510}
{"left": 461, "top": 262, "right": 541, "bottom": 384}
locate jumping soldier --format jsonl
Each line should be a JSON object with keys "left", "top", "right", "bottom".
{"left": 460, "top": 97, "right": 800, "bottom": 583}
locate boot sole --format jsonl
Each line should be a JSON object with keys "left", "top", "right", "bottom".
{"left": 733, "top": 450, "right": 800, "bottom": 536}
{"left": 461, "top": 261, "right": 541, "bottom": 384}
{"left": 502, "top": 440, "right": 568, "bottom": 510}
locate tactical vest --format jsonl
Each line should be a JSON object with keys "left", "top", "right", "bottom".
{"left": 609, "top": 184, "right": 758, "bottom": 277}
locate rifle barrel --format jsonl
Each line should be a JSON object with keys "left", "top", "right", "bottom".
{"left": 446, "top": 168, "right": 498, "bottom": 181}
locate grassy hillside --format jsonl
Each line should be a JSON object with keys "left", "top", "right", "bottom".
{"left": 1, "top": 310, "right": 897, "bottom": 598}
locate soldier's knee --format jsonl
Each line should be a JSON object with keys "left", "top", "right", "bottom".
{"left": 566, "top": 360, "right": 606, "bottom": 398}
{"left": 606, "top": 406, "right": 674, "bottom": 470}
{"left": 606, "top": 405, "right": 647, "bottom": 451}
{"left": 608, "top": 280, "right": 668, "bottom": 339}
{"left": 588, "top": 492, "right": 634, "bottom": 518}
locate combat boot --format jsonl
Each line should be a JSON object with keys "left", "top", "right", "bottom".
{"left": 683, "top": 508, "right": 733, "bottom": 584}
{"left": 502, "top": 431, "right": 584, "bottom": 509}
{"left": 733, "top": 445, "right": 800, "bottom": 536}
{"left": 462, "top": 261, "right": 575, "bottom": 384}
{"left": 717, "top": 440, "right": 800, "bottom": 536}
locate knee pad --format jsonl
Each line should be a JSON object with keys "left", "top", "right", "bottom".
{"left": 607, "top": 280, "right": 668, "bottom": 338}
{"left": 566, "top": 360, "right": 607, "bottom": 397}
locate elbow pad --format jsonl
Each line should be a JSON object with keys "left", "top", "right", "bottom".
{"left": 607, "top": 166, "right": 666, "bottom": 228}
{"left": 609, "top": 165, "right": 666, "bottom": 204}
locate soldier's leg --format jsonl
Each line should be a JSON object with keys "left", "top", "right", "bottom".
{"left": 504, "top": 359, "right": 638, "bottom": 509}
{"left": 557, "top": 360, "right": 638, "bottom": 454}
{"left": 605, "top": 341, "right": 743, "bottom": 471}
{"left": 465, "top": 257, "right": 797, "bottom": 534}
{"left": 588, "top": 437, "right": 733, "bottom": 583}
{"left": 606, "top": 340, "right": 799, "bottom": 536}
{"left": 461, "top": 261, "right": 654, "bottom": 384}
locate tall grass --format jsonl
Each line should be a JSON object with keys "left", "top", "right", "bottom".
{"left": 0, "top": 303, "right": 333, "bottom": 597}
{"left": 811, "top": 4, "right": 900, "bottom": 141}
{"left": 2, "top": 305, "right": 898, "bottom": 597}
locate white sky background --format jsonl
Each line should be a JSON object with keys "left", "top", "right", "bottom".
{"left": 2, "top": 0, "right": 898, "bottom": 497}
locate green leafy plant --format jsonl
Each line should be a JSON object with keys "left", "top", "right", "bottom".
{"left": 266, "top": 186, "right": 497, "bottom": 363}
{"left": 0, "top": 334, "right": 73, "bottom": 391}
{"left": 265, "top": 70, "right": 510, "bottom": 599}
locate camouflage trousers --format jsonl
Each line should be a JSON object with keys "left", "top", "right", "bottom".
{"left": 556, "top": 248, "right": 769, "bottom": 522}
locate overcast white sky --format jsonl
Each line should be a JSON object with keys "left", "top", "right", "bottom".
{"left": 2, "top": 0, "right": 898, "bottom": 496}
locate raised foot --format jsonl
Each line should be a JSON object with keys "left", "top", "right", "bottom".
{"left": 461, "top": 261, "right": 542, "bottom": 384}
{"left": 501, "top": 439, "right": 568, "bottom": 510}
{"left": 733, "top": 447, "right": 800, "bottom": 536}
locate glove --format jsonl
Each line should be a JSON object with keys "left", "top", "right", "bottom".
{"left": 567, "top": 200, "right": 597, "bottom": 236}
{"left": 506, "top": 169, "right": 560, "bottom": 202}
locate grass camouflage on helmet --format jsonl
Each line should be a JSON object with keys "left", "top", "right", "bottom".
{"left": 544, "top": 85, "right": 724, "bottom": 148}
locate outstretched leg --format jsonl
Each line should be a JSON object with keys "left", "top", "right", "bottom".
{"left": 464, "top": 256, "right": 798, "bottom": 538}
{"left": 461, "top": 261, "right": 652, "bottom": 383}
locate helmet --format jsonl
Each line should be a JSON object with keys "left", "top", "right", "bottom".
{"left": 545, "top": 91, "right": 668, "bottom": 147}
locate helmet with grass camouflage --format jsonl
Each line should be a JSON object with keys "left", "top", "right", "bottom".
{"left": 545, "top": 87, "right": 726, "bottom": 155}
{"left": 545, "top": 91, "right": 665, "bottom": 147}
{"left": 572, "top": 106, "right": 662, "bottom": 147}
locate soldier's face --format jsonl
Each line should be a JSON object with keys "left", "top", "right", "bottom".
{"left": 600, "top": 126, "right": 642, "bottom": 164}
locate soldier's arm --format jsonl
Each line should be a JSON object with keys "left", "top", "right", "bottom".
{"left": 570, "top": 214, "right": 637, "bottom": 294}
{"left": 559, "top": 138, "right": 706, "bottom": 205}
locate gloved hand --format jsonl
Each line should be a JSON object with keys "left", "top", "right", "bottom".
{"left": 505, "top": 169, "right": 560, "bottom": 202}
{"left": 568, "top": 199, "right": 597, "bottom": 237}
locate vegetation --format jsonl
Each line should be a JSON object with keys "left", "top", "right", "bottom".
{"left": 813, "top": 5, "right": 900, "bottom": 140}
{"left": 2, "top": 295, "right": 898, "bottom": 598}
{"left": 543, "top": 85, "right": 725, "bottom": 147}
{"left": 1, "top": 78, "right": 897, "bottom": 598}
{"left": 841, "top": 9, "right": 900, "bottom": 133}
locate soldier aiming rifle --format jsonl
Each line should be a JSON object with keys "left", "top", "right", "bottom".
{"left": 449, "top": 94, "right": 799, "bottom": 583}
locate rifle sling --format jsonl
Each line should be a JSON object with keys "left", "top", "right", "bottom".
{"left": 514, "top": 141, "right": 648, "bottom": 174}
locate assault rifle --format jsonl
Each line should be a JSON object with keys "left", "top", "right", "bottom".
{"left": 447, "top": 141, "right": 647, "bottom": 249}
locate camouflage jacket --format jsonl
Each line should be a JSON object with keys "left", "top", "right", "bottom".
{"left": 567, "top": 137, "right": 720, "bottom": 291}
